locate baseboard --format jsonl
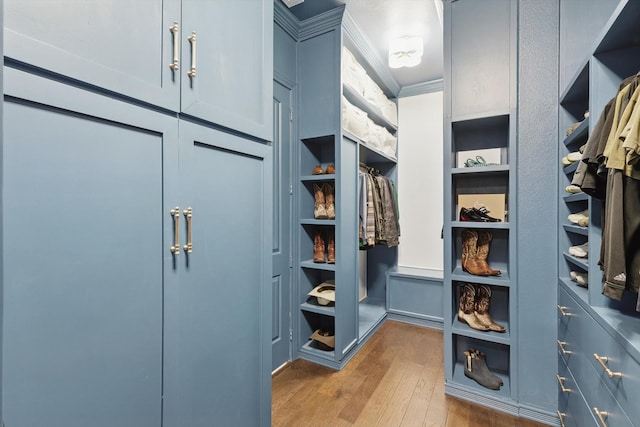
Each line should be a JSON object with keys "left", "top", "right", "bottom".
{"left": 386, "top": 312, "right": 444, "bottom": 330}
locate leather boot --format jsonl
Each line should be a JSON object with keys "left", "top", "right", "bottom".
{"left": 327, "top": 230, "right": 335, "bottom": 264}
{"left": 473, "top": 349, "right": 503, "bottom": 386}
{"left": 325, "top": 163, "right": 336, "bottom": 174}
{"left": 474, "top": 285, "right": 505, "bottom": 332}
{"left": 464, "top": 349, "right": 502, "bottom": 390}
{"left": 313, "top": 231, "right": 326, "bottom": 263}
{"left": 461, "top": 230, "right": 488, "bottom": 276}
{"left": 312, "top": 164, "right": 324, "bottom": 175}
{"left": 476, "top": 231, "right": 501, "bottom": 276}
{"left": 323, "top": 183, "right": 335, "bottom": 219}
{"left": 313, "top": 184, "right": 328, "bottom": 219}
{"left": 458, "top": 284, "right": 489, "bottom": 331}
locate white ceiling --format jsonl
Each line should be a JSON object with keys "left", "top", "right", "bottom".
{"left": 283, "top": 0, "right": 444, "bottom": 89}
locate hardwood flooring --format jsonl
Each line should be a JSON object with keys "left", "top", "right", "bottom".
{"left": 272, "top": 320, "right": 549, "bottom": 427}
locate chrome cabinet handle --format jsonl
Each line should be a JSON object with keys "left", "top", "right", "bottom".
{"left": 169, "top": 22, "right": 179, "bottom": 70}
{"left": 557, "top": 411, "right": 566, "bottom": 427}
{"left": 183, "top": 207, "right": 193, "bottom": 253}
{"left": 556, "top": 374, "right": 571, "bottom": 393}
{"left": 557, "top": 305, "right": 573, "bottom": 317}
{"left": 187, "top": 32, "right": 197, "bottom": 78}
{"left": 593, "top": 407, "right": 609, "bottom": 427}
{"left": 170, "top": 207, "right": 180, "bottom": 255}
{"left": 557, "top": 340, "right": 572, "bottom": 355}
{"left": 593, "top": 354, "right": 622, "bottom": 379}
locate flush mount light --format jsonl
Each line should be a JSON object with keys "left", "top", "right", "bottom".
{"left": 388, "top": 36, "right": 424, "bottom": 69}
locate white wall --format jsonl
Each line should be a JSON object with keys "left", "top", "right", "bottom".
{"left": 397, "top": 91, "right": 444, "bottom": 270}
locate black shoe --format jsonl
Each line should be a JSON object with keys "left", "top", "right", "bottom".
{"left": 460, "top": 207, "right": 501, "bottom": 222}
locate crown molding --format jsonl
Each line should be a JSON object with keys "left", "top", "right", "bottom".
{"left": 298, "top": 5, "right": 345, "bottom": 40}
{"left": 274, "top": 0, "right": 300, "bottom": 39}
{"left": 398, "top": 79, "right": 444, "bottom": 98}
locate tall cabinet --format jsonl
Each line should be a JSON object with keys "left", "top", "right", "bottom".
{"left": 293, "top": 7, "right": 398, "bottom": 370}
{"left": 443, "top": 0, "right": 519, "bottom": 414}
{"left": 2, "top": 2, "right": 273, "bottom": 426}
{"left": 557, "top": 1, "right": 640, "bottom": 426}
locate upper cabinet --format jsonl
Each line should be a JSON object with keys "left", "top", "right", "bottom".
{"left": 4, "top": 0, "right": 273, "bottom": 141}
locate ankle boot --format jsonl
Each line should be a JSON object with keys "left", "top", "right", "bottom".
{"left": 327, "top": 230, "right": 335, "bottom": 264}
{"left": 474, "top": 285, "right": 505, "bottom": 333}
{"left": 464, "top": 349, "right": 502, "bottom": 390}
{"left": 312, "top": 164, "right": 324, "bottom": 175}
{"left": 461, "top": 230, "right": 488, "bottom": 276}
{"left": 323, "top": 183, "right": 335, "bottom": 219}
{"left": 325, "top": 163, "right": 336, "bottom": 174}
{"left": 473, "top": 349, "right": 503, "bottom": 386}
{"left": 313, "top": 231, "right": 326, "bottom": 263}
{"left": 313, "top": 184, "right": 328, "bottom": 219}
{"left": 458, "top": 284, "right": 489, "bottom": 331}
{"left": 476, "top": 231, "right": 501, "bottom": 276}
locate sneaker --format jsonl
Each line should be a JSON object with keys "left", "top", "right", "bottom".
{"left": 569, "top": 243, "right": 588, "bottom": 258}
{"left": 570, "top": 271, "right": 578, "bottom": 280}
{"left": 565, "top": 185, "right": 582, "bottom": 194}
{"left": 575, "top": 273, "right": 588, "bottom": 287}
{"left": 568, "top": 210, "right": 588, "bottom": 225}
{"left": 566, "top": 151, "right": 582, "bottom": 162}
{"left": 561, "top": 157, "right": 572, "bottom": 166}
{"left": 577, "top": 216, "right": 589, "bottom": 227}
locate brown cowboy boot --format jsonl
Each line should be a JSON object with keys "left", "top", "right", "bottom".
{"left": 313, "top": 231, "right": 326, "bottom": 263}
{"left": 323, "top": 183, "right": 335, "bottom": 219}
{"left": 476, "top": 230, "right": 501, "bottom": 276}
{"left": 313, "top": 184, "right": 328, "bottom": 219}
{"left": 461, "top": 230, "right": 487, "bottom": 276}
{"left": 474, "top": 285, "right": 505, "bottom": 332}
{"left": 458, "top": 284, "right": 490, "bottom": 331}
{"left": 327, "top": 230, "right": 335, "bottom": 264}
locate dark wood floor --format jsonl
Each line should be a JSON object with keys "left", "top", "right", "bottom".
{"left": 272, "top": 320, "right": 549, "bottom": 427}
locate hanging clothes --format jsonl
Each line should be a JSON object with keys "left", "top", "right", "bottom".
{"left": 573, "top": 72, "right": 640, "bottom": 308}
{"left": 358, "top": 164, "right": 400, "bottom": 248}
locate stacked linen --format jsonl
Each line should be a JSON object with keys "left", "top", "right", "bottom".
{"left": 342, "top": 47, "right": 367, "bottom": 96}
{"left": 342, "top": 96, "right": 368, "bottom": 141}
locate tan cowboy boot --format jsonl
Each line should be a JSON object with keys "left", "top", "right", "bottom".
{"left": 474, "top": 285, "right": 505, "bottom": 332}
{"left": 323, "top": 183, "right": 335, "bottom": 219}
{"left": 461, "top": 230, "right": 487, "bottom": 276}
{"left": 313, "top": 184, "right": 328, "bottom": 219}
{"left": 457, "top": 284, "right": 489, "bottom": 331}
{"left": 476, "top": 230, "right": 501, "bottom": 276}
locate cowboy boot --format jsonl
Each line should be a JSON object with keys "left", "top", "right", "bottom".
{"left": 461, "top": 230, "right": 488, "bottom": 276}
{"left": 458, "top": 284, "right": 490, "bottom": 331}
{"left": 464, "top": 349, "right": 502, "bottom": 390}
{"left": 313, "top": 231, "right": 326, "bottom": 263}
{"left": 323, "top": 183, "right": 336, "bottom": 219}
{"left": 327, "top": 230, "right": 335, "bottom": 264}
{"left": 313, "top": 184, "right": 328, "bottom": 219}
{"left": 476, "top": 231, "right": 501, "bottom": 276}
{"left": 474, "top": 285, "right": 505, "bottom": 332}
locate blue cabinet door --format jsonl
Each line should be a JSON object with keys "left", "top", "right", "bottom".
{"left": 4, "top": 0, "right": 181, "bottom": 111}
{"left": 2, "top": 69, "right": 179, "bottom": 427}
{"left": 162, "top": 122, "right": 272, "bottom": 427}
{"left": 180, "top": 0, "right": 273, "bottom": 140}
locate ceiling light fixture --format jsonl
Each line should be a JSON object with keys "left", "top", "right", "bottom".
{"left": 388, "top": 36, "right": 424, "bottom": 69}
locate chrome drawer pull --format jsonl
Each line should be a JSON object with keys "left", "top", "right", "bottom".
{"left": 183, "top": 207, "right": 193, "bottom": 253}
{"left": 593, "top": 354, "right": 622, "bottom": 379}
{"left": 170, "top": 206, "right": 180, "bottom": 255}
{"left": 169, "top": 21, "right": 180, "bottom": 70}
{"left": 557, "top": 340, "right": 572, "bottom": 355}
{"left": 556, "top": 374, "right": 571, "bottom": 392}
{"left": 593, "top": 407, "right": 608, "bottom": 427}
{"left": 557, "top": 305, "right": 573, "bottom": 316}
{"left": 557, "top": 411, "right": 566, "bottom": 427}
{"left": 187, "top": 32, "right": 197, "bottom": 78}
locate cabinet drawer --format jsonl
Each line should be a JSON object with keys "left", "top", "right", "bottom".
{"left": 558, "top": 286, "right": 586, "bottom": 363}
{"left": 558, "top": 354, "right": 598, "bottom": 427}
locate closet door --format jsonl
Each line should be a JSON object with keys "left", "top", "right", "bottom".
{"left": 4, "top": 0, "right": 181, "bottom": 110}
{"left": 180, "top": 0, "right": 273, "bottom": 140}
{"left": 2, "top": 69, "right": 179, "bottom": 427}
{"left": 162, "top": 122, "right": 272, "bottom": 427}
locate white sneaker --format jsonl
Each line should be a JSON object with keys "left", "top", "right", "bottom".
{"left": 561, "top": 157, "right": 571, "bottom": 166}
{"left": 566, "top": 152, "right": 582, "bottom": 162}
{"left": 570, "top": 271, "right": 577, "bottom": 280}
{"left": 569, "top": 243, "right": 588, "bottom": 258}
{"left": 575, "top": 273, "right": 588, "bottom": 287}
{"left": 565, "top": 185, "right": 582, "bottom": 194}
{"left": 568, "top": 210, "right": 588, "bottom": 224}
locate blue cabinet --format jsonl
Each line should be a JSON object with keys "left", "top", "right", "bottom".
{"left": 2, "top": 1, "right": 272, "bottom": 425}
{"left": 4, "top": 0, "right": 273, "bottom": 141}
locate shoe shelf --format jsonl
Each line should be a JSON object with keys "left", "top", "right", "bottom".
{"left": 563, "top": 161, "right": 579, "bottom": 175}
{"left": 451, "top": 325, "right": 511, "bottom": 346}
{"left": 451, "top": 221, "right": 510, "bottom": 230}
{"left": 451, "top": 165, "right": 509, "bottom": 175}
{"left": 563, "top": 224, "right": 588, "bottom": 236}
{"left": 300, "top": 340, "right": 335, "bottom": 360}
{"left": 451, "top": 268, "right": 511, "bottom": 287}
{"left": 300, "top": 260, "right": 336, "bottom": 271}
{"left": 562, "top": 117, "right": 589, "bottom": 147}
{"left": 562, "top": 252, "right": 588, "bottom": 270}
{"left": 563, "top": 192, "right": 588, "bottom": 203}
{"left": 300, "top": 173, "right": 336, "bottom": 182}
{"left": 300, "top": 301, "right": 335, "bottom": 317}
{"left": 300, "top": 219, "right": 336, "bottom": 226}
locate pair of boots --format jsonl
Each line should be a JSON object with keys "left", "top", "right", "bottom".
{"left": 461, "top": 230, "right": 500, "bottom": 276}
{"left": 464, "top": 348, "right": 503, "bottom": 390}
{"left": 314, "top": 230, "right": 335, "bottom": 264}
{"left": 314, "top": 183, "right": 335, "bottom": 220}
{"left": 458, "top": 283, "right": 505, "bottom": 332}
{"left": 312, "top": 163, "right": 336, "bottom": 175}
